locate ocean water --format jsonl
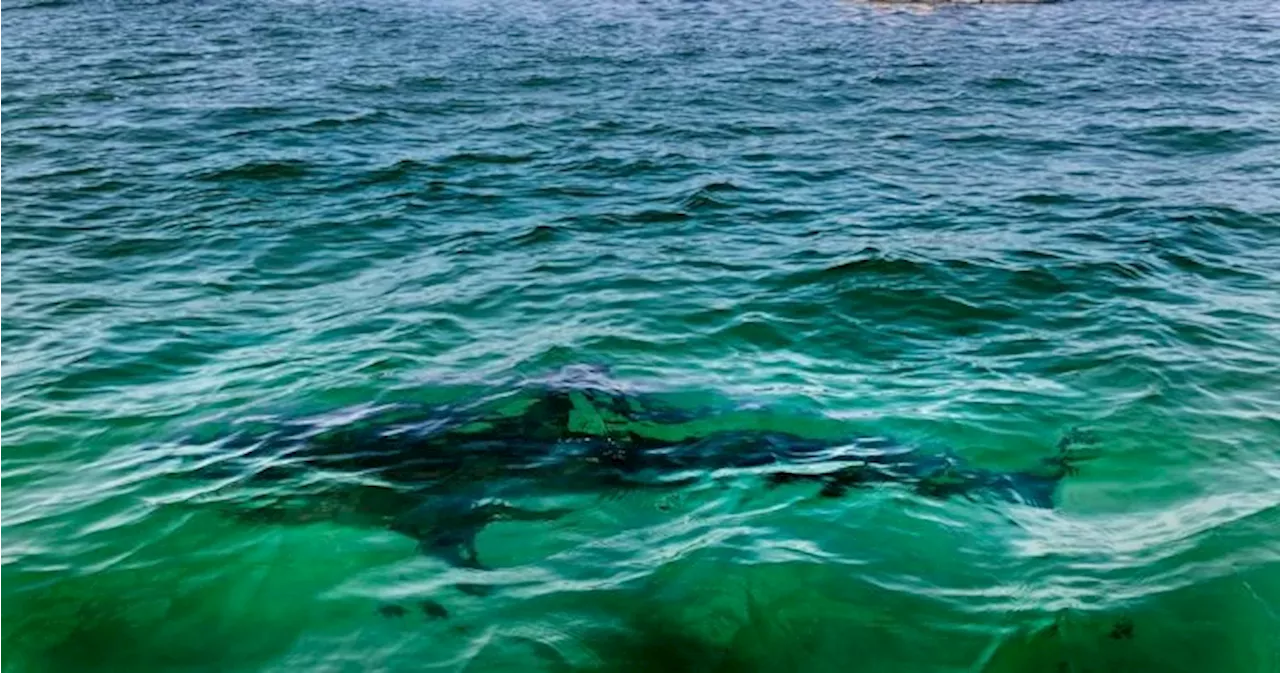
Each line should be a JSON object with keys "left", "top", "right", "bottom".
{"left": 3, "top": 0, "right": 1280, "bottom": 670}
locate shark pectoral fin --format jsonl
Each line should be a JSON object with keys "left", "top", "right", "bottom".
{"left": 390, "top": 498, "right": 486, "bottom": 569}
{"left": 1056, "top": 426, "right": 1100, "bottom": 451}
{"left": 420, "top": 534, "right": 488, "bottom": 570}
{"left": 399, "top": 500, "right": 570, "bottom": 569}
{"left": 1050, "top": 427, "right": 1104, "bottom": 475}
{"left": 1056, "top": 445, "right": 1104, "bottom": 470}
{"left": 405, "top": 522, "right": 490, "bottom": 570}
{"left": 1042, "top": 441, "right": 1103, "bottom": 479}
{"left": 458, "top": 536, "right": 486, "bottom": 570}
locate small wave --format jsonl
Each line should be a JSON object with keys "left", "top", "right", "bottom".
{"left": 296, "top": 111, "right": 400, "bottom": 132}
{"left": 678, "top": 180, "right": 746, "bottom": 211}
{"left": 41, "top": 295, "right": 120, "bottom": 317}
{"left": 975, "top": 75, "right": 1042, "bottom": 90}
{"left": 607, "top": 209, "right": 691, "bottom": 225}
{"left": 1124, "top": 124, "right": 1268, "bottom": 156}
{"left": 507, "top": 224, "right": 565, "bottom": 247}
{"left": 353, "top": 159, "right": 430, "bottom": 186}
{"left": 553, "top": 153, "right": 695, "bottom": 178}
{"left": 1159, "top": 249, "right": 1264, "bottom": 282}
{"left": 4, "top": 0, "right": 75, "bottom": 9}
{"left": 437, "top": 151, "right": 537, "bottom": 166}
{"left": 867, "top": 72, "right": 933, "bottom": 87}
{"left": 709, "top": 316, "right": 796, "bottom": 349}
{"left": 41, "top": 341, "right": 217, "bottom": 402}
{"left": 5, "top": 164, "right": 105, "bottom": 184}
{"left": 532, "top": 184, "right": 614, "bottom": 198}
{"left": 1009, "top": 192, "right": 1084, "bottom": 206}
{"left": 776, "top": 249, "right": 968, "bottom": 287}
{"left": 517, "top": 74, "right": 573, "bottom": 88}
{"left": 78, "top": 233, "right": 188, "bottom": 261}
{"left": 195, "top": 160, "right": 310, "bottom": 182}
{"left": 199, "top": 105, "right": 296, "bottom": 126}
{"left": 942, "top": 132, "right": 1081, "bottom": 153}
{"left": 398, "top": 75, "right": 451, "bottom": 90}
{"left": 1167, "top": 205, "right": 1278, "bottom": 233}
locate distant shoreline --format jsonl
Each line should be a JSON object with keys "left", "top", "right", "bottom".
{"left": 866, "top": 0, "right": 1058, "bottom": 5}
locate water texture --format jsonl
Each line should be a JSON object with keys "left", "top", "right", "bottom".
{"left": 3, "top": 0, "right": 1280, "bottom": 670}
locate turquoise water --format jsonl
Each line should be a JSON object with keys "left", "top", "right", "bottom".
{"left": 4, "top": 0, "right": 1280, "bottom": 670}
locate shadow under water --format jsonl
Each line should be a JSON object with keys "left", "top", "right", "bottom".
{"left": 174, "top": 365, "right": 1100, "bottom": 570}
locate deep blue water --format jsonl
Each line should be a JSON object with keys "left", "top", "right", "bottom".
{"left": 3, "top": 0, "right": 1280, "bottom": 671}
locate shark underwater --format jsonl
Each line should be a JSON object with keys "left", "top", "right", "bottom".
{"left": 182, "top": 365, "right": 1099, "bottom": 569}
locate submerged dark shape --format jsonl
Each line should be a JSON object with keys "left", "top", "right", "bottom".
{"left": 1109, "top": 617, "right": 1135, "bottom": 640}
{"left": 190, "top": 365, "right": 1098, "bottom": 569}
{"left": 420, "top": 599, "right": 450, "bottom": 620}
{"left": 377, "top": 604, "right": 407, "bottom": 619}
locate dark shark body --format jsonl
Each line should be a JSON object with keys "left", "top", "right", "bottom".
{"left": 190, "top": 367, "right": 1096, "bottom": 568}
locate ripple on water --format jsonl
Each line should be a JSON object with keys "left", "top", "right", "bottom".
{"left": 4, "top": 0, "right": 1280, "bottom": 670}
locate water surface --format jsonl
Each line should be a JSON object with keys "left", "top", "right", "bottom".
{"left": 3, "top": 0, "right": 1280, "bottom": 670}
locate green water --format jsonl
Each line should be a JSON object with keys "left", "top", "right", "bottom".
{"left": 3, "top": 0, "right": 1279, "bottom": 670}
